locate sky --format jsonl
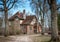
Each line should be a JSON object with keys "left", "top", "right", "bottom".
{"left": 0, "top": 0, "right": 60, "bottom": 15}
{"left": 9, "top": 0, "right": 35, "bottom": 15}
{"left": 9, "top": 0, "right": 60, "bottom": 15}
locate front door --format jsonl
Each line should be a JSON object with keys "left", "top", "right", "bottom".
{"left": 23, "top": 26, "right": 27, "bottom": 34}
{"left": 34, "top": 26, "right": 37, "bottom": 34}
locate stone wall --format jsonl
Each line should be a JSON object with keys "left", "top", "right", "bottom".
{"left": 9, "top": 19, "right": 21, "bottom": 35}
{"left": 27, "top": 25, "right": 34, "bottom": 34}
{"left": 0, "top": 28, "right": 4, "bottom": 35}
{"left": 14, "top": 19, "right": 20, "bottom": 34}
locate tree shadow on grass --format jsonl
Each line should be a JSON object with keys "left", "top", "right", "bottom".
{"left": 0, "top": 36, "right": 16, "bottom": 42}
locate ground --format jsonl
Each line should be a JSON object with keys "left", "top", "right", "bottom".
{"left": 0, "top": 34, "right": 51, "bottom": 42}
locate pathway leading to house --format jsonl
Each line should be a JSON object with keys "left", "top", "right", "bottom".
{"left": 0, "top": 34, "right": 51, "bottom": 42}
{"left": 12, "top": 35, "right": 34, "bottom": 42}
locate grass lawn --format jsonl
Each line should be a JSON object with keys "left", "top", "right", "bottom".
{"left": 31, "top": 35, "right": 51, "bottom": 42}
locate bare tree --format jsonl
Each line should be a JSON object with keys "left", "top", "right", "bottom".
{"left": 0, "top": 0, "right": 23, "bottom": 37}
{"left": 48, "top": 0, "right": 60, "bottom": 42}
{"left": 30, "top": 0, "right": 48, "bottom": 34}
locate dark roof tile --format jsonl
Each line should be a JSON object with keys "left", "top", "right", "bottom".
{"left": 9, "top": 12, "right": 23, "bottom": 20}
{"left": 21, "top": 15, "right": 36, "bottom": 24}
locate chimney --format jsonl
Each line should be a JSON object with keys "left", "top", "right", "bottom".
{"left": 23, "top": 9, "right": 26, "bottom": 19}
{"left": 23, "top": 9, "right": 25, "bottom": 14}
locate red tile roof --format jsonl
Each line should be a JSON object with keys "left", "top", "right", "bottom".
{"left": 9, "top": 12, "right": 23, "bottom": 20}
{"left": 9, "top": 11, "right": 37, "bottom": 25}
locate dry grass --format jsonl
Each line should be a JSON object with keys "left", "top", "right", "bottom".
{"left": 0, "top": 36, "right": 18, "bottom": 42}
{"left": 0, "top": 35, "right": 51, "bottom": 42}
{"left": 31, "top": 35, "right": 51, "bottom": 42}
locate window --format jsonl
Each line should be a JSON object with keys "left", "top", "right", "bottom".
{"left": 15, "top": 18, "right": 19, "bottom": 20}
{"left": 30, "top": 26, "right": 32, "bottom": 30}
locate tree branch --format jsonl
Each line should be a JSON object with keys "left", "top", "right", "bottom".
{"left": 8, "top": 0, "right": 17, "bottom": 10}
{"left": 0, "top": 3, "right": 4, "bottom": 5}
{"left": 7, "top": 1, "right": 13, "bottom": 8}
{"left": 57, "top": 7, "right": 60, "bottom": 10}
{"left": 47, "top": 0, "right": 51, "bottom": 5}
{"left": 0, "top": 0, "right": 4, "bottom": 5}
{"left": 6, "top": 0, "right": 9, "bottom": 3}
{"left": 57, "top": 5, "right": 60, "bottom": 10}
{"left": 0, "top": 8, "right": 4, "bottom": 11}
{"left": 0, "top": 0, "right": 3, "bottom": 2}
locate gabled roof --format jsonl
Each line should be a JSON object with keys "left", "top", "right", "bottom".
{"left": 9, "top": 12, "right": 23, "bottom": 21}
{"left": 21, "top": 15, "right": 36, "bottom": 24}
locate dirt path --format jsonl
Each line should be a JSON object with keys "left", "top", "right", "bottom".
{"left": 0, "top": 34, "right": 51, "bottom": 42}
{"left": 12, "top": 35, "right": 33, "bottom": 42}
{"left": 0, "top": 34, "right": 41, "bottom": 42}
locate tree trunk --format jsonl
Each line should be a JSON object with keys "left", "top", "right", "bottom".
{"left": 41, "top": 0, "right": 46, "bottom": 35}
{"left": 35, "top": 4, "right": 39, "bottom": 33}
{"left": 4, "top": 8, "right": 9, "bottom": 37}
{"left": 4, "top": 0, "right": 9, "bottom": 37}
{"left": 48, "top": 0, "right": 59, "bottom": 42}
{"left": 41, "top": 17, "right": 45, "bottom": 35}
